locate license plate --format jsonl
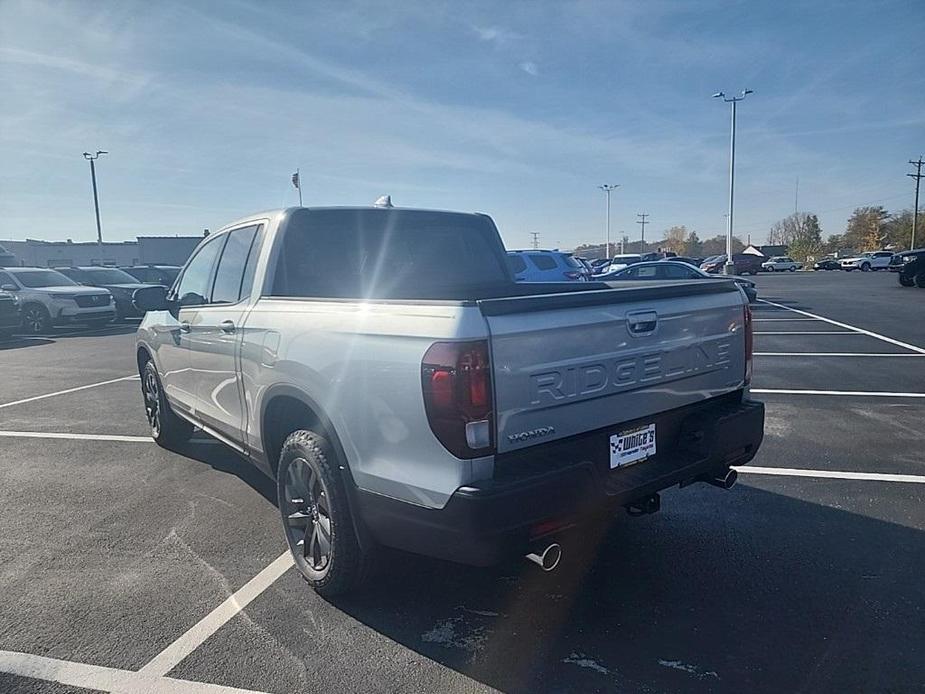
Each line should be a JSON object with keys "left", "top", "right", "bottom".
{"left": 610, "top": 423, "right": 656, "bottom": 469}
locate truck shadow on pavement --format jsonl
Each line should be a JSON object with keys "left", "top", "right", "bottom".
{"left": 323, "top": 485, "right": 923, "bottom": 694}
{"left": 170, "top": 442, "right": 923, "bottom": 694}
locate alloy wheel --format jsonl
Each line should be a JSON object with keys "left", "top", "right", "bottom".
{"left": 143, "top": 369, "right": 161, "bottom": 437}
{"left": 23, "top": 308, "right": 46, "bottom": 334}
{"left": 283, "top": 457, "right": 333, "bottom": 574}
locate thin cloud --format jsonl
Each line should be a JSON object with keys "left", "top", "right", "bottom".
{"left": 471, "top": 24, "right": 521, "bottom": 48}
{"left": 519, "top": 61, "right": 539, "bottom": 77}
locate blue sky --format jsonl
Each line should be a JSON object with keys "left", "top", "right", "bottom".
{"left": 1, "top": 0, "right": 922, "bottom": 249}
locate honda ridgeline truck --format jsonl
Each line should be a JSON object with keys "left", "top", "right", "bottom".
{"left": 134, "top": 206, "right": 764, "bottom": 595}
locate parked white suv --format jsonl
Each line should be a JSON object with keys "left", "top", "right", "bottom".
{"left": 839, "top": 251, "right": 893, "bottom": 272}
{"left": 0, "top": 267, "right": 115, "bottom": 333}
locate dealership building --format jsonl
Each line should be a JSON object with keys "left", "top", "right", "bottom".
{"left": 0, "top": 235, "right": 205, "bottom": 268}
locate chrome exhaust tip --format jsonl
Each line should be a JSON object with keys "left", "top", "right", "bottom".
{"left": 525, "top": 543, "right": 562, "bottom": 572}
{"left": 702, "top": 468, "right": 738, "bottom": 490}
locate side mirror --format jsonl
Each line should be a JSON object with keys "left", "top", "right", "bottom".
{"left": 1, "top": 284, "right": 16, "bottom": 292}
{"left": 133, "top": 284, "right": 169, "bottom": 312}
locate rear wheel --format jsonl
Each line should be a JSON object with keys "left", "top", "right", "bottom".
{"left": 278, "top": 430, "right": 373, "bottom": 597}
{"left": 21, "top": 304, "right": 50, "bottom": 334}
{"left": 899, "top": 275, "right": 915, "bottom": 287}
{"left": 860, "top": 263, "right": 871, "bottom": 272}
{"left": 141, "top": 360, "right": 193, "bottom": 448}
{"left": 915, "top": 273, "right": 925, "bottom": 288}
{"left": 789, "top": 266, "right": 796, "bottom": 272}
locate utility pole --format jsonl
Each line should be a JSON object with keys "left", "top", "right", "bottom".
{"left": 598, "top": 184, "right": 619, "bottom": 258}
{"left": 530, "top": 231, "right": 540, "bottom": 250}
{"left": 713, "top": 89, "right": 753, "bottom": 274}
{"left": 909, "top": 156, "right": 923, "bottom": 250}
{"left": 794, "top": 176, "right": 799, "bottom": 215}
{"left": 619, "top": 232, "right": 627, "bottom": 255}
{"left": 82, "top": 151, "right": 108, "bottom": 245}
{"left": 637, "top": 213, "right": 649, "bottom": 251}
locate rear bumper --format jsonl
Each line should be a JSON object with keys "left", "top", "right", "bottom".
{"left": 355, "top": 394, "right": 764, "bottom": 566}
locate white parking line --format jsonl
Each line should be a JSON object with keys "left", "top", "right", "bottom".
{"left": 752, "top": 388, "right": 925, "bottom": 398}
{"left": 0, "top": 430, "right": 153, "bottom": 443}
{"left": 735, "top": 466, "right": 925, "bottom": 484}
{"left": 139, "top": 551, "right": 294, "bottom": 677}
{"left": 753, "top": 331, "right": 860, "bottom": 335}
{"left": 757, "top": 299, "right": 925, "bottom": 354}
{"left": 0, "top": 649, "right": 268, "bottom": 693}
{"left": 755, "top": 352, "right": 925, "bottom": 357}
{"left": 752, "top": 318, "right": 821, "bottom": 322}
{"left": 0, "top": 375, "right": 138, "bottom": 410}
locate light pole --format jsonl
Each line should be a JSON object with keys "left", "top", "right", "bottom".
{"left": 598, "top": 184, "right": 619, "bottom": 258}
{"left": 713, "top": 89, "right": 753, "bottom": 274}
{"left": 83, "top": 150, "right": 108, "bottom": 245}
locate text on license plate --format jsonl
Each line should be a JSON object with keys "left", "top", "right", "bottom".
{"left": 610, "top": 423, "right": 656, "bottom": 469}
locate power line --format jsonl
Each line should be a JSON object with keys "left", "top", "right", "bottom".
{"left": 908, "top": 156, "right": 923, "bottom": 250}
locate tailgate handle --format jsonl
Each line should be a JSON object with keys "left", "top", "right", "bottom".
{"left": 626, "top": 310, "right": 658, "bottom": 337}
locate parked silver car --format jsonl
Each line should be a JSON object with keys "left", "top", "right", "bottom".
{"left": 134, "top": 206, "right": 763, "bottom": 596}
{"left": 0, "top": 267, "right": 114, "bottom": 333}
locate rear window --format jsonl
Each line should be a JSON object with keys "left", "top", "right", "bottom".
{"left": 528, "top": 254, "right": 558, "bottom": 270}
{"left": 562, "top": 254, "right": 582, "bottom": 268}
{"left": 271, "top": 209, "right": 510, "bottom": 299}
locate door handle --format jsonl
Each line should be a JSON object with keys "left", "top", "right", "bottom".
{"left": 179, "top": 321, "right": 191, "bottom": 333}
{"left": 220, "top": 320, "right": 236, "bottom": 334}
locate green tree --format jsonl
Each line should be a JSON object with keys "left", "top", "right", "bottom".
{"left": 701, "top": 235, "right": 745, "bottom": 256}
{"left": 685, "top": 230, "right": 703, "bottom": 256}
{"left": 881, "top": 209, "right": 916, "bottom": 250}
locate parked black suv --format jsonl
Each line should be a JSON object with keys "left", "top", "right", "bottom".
{"left": 891, "top": 249, "right": 925, "bottom": 287}
{"left": 700, "top": 253, "right": 764, "bottom": 275}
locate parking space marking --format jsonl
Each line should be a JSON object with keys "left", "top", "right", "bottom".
{"left": 755, "top": 352, "right": 925, "bottom": 357}
{"left": 0, "top": 649, "right": 267, "bottom": 693}
{"left": 753, "top": 331, "right": 860, "bottom": 335}
{"left": 0, "top": 430, "right": 153, "bottom": 443}
{"left": 139, "top": 550, "right": 294, "bottom": 677}
{"left": 757, "top": 299, "right": 925, "bottom": 354}
{"left": 752, "top": 318, "right": 821, "bottom": 322}
{"left": 752, "top": 388, "right": 925, "bottom": 398}
{"left": 736, "top": 466, "right": 925, "bottom": 484}
{"left": 0, "top": 374, "right": 138, "bottom": 410}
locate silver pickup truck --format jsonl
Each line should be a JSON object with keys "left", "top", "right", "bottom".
{"left": 134, "top": 206, "right": 764, "bottom": 595}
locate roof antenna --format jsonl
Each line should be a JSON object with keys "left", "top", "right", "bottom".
{"left": 373, "top": 195, "right": 393, "bottom": 208}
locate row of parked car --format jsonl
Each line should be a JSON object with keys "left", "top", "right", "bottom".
{"left": 0, "top": 264, "right": 180, "bottom": 336}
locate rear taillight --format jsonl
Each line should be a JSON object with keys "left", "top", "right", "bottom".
{"left": 422, "top": 340, "right": 494, "bottom": 459}
{"left": 743, "top": 304, "right": 753, "bottom": 384}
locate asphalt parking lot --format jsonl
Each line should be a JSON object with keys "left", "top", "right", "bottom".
{"left": 1, "top": 270, "right": 922, "bottom": 694}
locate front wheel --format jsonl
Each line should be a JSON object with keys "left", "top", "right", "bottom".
{"left": 860, "top": 263, "right": 871, "bottom": 272}
{"left": 899, "top": 275, "right": 914, "bottom": 287}
{"left": 141, "top": 360, "right": 193, "bottom": 448}
{"left": 278, "top": 430, "right": 373, "bottom": 597}
{"left": 789, "top": 266, "right": 796, "bottom": 272}
{"left": 915, "top": 273, "right": 925, "bottom": 288}
{"left": 21, "top": 304, "right": 50, "bottom": 334}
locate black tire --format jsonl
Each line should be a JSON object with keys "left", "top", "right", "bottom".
{"left": 277, "top": 430, "right": 372, "bottom": 597}
{"left": 915, "top": 273, "right": 925, "bottom": 288}
{"left": 21, "top": 303, "right": 50, "bottom": 334}
{"left": 899, "top": 275, "right": 914, "bottom": 287}
{"left": 141, "top": 360, "right": 193, "bottom": 448}
{"left": 860, "top": 263, "right": 871, "bottom": 272}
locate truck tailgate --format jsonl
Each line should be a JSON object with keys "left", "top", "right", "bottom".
{"left": 478, "top": 281, "right": 747, "bottom": 453}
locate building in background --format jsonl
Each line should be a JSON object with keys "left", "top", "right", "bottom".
{"left": 742, "top": 244, "right": 788, "bottom": 258}
{"left": 0, "top": 235, "right": 204, "bottom": 268}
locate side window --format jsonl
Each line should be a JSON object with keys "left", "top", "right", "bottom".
{"left": 211, "top": 226, "right": 260, "bottom": 305}
{"left": 507, "top": 255, "right": 527, "bottom": 274}
{"left": 0, "top": 271, "right": 16, "bottom": 287}
{"left": 662, "top": 264, "right": 696, "bottom": 279}
{"left": 622, "top": 267, "right": 638, "bottom": 278}
{"left": 239, "top": 226, "right": 264, "bottom": 300}
{"left": 529, "top": 254, "right": 557, "bottom": 271}
{"left": 174, "top": 236, "right": 226, "bottom": 307}
{"left": 636, "top": 265, "right": 659, "bottom": 278}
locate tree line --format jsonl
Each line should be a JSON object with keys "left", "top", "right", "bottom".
{"left": 572, "top": 206, "right": 917, "bottom": 262}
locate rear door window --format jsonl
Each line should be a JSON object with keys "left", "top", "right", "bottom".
{"left": 635, "top": 265, "right": 659, "bottom": 279}
{"left": 507, "top": 255, "right": 527, "bottom": 273}
{"left": 210, "top": 225, "right": 260, "bottom": 304}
